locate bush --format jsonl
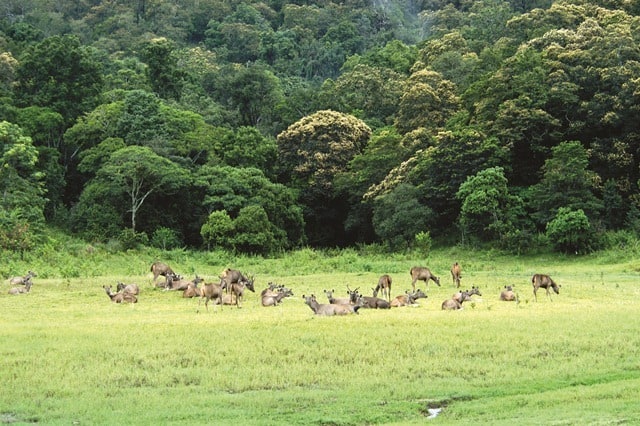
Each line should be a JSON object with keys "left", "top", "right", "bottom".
{"left": 414, "top": 231, "right": 432, "bottom": 255}
{"left": 118, "top": 229, "right": 149, "bottom": 251}
{"left": 545, "top": 208, "right": 595, "bottom": 254}
{"left": 151, "top": 227, "right": 182, "bottom": 250}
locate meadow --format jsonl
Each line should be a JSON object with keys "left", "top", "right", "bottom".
{"left": 1, "top": 244, "right": 640, "bottom": 425}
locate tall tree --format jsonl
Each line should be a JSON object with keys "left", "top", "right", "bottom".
{"left": 13, "top": 35, "right": 103, "bottom": 126}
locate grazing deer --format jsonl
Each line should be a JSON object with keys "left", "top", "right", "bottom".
{"left": 532, "top": 274, "right": 560, "bottom": 301}
{"left": 373, "top": 274, "right": 392, "bottom": 302}
{"left": 409, "top": 266, "right": 440, "bottom": 292}
{"left": 150, "top": 261, "right": 174, "bottom": 286}
{"left": 500, "top": 285, "right": 517, "bottom": 301}
{"left": 450, "top": 262, "right": 462, "bottom": 288}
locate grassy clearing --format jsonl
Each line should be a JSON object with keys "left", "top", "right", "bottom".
{"left": 1, "top": 247, "right": 639, "bottom": 424}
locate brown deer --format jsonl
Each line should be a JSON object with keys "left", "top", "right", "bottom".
{"left": 349, "top": 289, "right": 390, "bottom": 309}
{"left": 150, "top": 261, "right": 175, "bottom": 286}
{"left": 197, "top": 280, "right": 226, "bottom": 312}
{"left": 116, "top": 282, "right": 140, "bottom": 296}
{"left": 103, "top": 285, "right": 137, "bottom": 303}
{"left": 532, "top": 274, "right": 560, "bottom": 301}
{"left": 390, "top": 289, "right": 428, "bottom": 307}
{"left": 182, "top": 282, "right": 200, "bottom": 298}
{"left": 372, "top": 274, "right": 392, "bottom": 302}
{"left": 450, "top": 262, "right": 462, "bottom": 288}
{"left": 324, "top": 289, "right": 352, "bottom": 305}
{"left": 409, "top": 266, "right": 440, "bottom": 292}
{"left": 303, "top": 294, "right": 362, "bottom": 316}
{"left": 8, "top": 278, "right": 33, "bottom": 294}
{"left": 261, "top": 285, "right": 293, "bottom": 306}
{"left": 442, "top": 289, "right": 475, "bottom": 310}
{"left": 230, "top": 276, "right": 255, "bottom": 308}
{"left": 166, "top": 275, "right": 203, "bottom": 291}
{"left": 452, "top": 286, "right": 481, "bottom": 303}
{"left": 500, "top": 285, "right": 517, "bottom": 301}
{"left": 9, "top": 271, "right": 37, "bottom": 286}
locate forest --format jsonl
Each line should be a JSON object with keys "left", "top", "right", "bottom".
{"left": 1, "top": 0, "right": 639, "bottom": 255}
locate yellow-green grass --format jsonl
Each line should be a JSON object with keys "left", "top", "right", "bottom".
{"left": 1, "top": 250, "right": 639, "bottom": 424}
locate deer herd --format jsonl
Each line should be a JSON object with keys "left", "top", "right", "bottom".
{"left": 5, "top": 261, "right": 562, "bottom": 314}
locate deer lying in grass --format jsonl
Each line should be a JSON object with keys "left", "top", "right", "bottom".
{"left": 166, "top": 275, "right": 203, "bottom": 291}
{"left": 303, "top": 294, "right": 362, "bottom": 316}
{"left": 442, "top": 288, "right": 477, "bottom": 310}
{"left": 349, "top": 288, "right": 390, "bottom": 309}
{"left": 8, "top": 278, "right": 33, "bottom": 294}
{"left": 324, "top": 289, "right": 352, "bottom": 305}
{"left": 532, "top": 274, "right": 560, "bottom": 301}
{"left": 409, "top": 266, "right": 440, "bottom": 292}
{"left": 103, "top": 285, "right": 137, "bottom": 303}
{"left": 9, "top": 270, "right": 37, "bottom": 286}
{"left": 452, "top": 286, "right": 481, "bottom": 303}
{"left": 116, "top": 282, "right": 140, "bottom": 296}
{"left": 261, "top": 283, "right": 293, "bottom": 307}
{"left": 500, "top": 285, "right": 517, "bottom": 301}
{"left": 373, "top": 274, "right": 392, "bottom": 302}
{"left": 390, "top": 289, "right": 427, "bottom": 307}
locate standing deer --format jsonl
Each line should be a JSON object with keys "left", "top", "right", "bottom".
{"left": 373, "top": 274, "right": 392, "bottom": 302}
{"left": 150, "top": 261, "right": 175, "bottom": 286}
{"left": 450, "top": 262, "right": 462, "bottom": 288}
{"left": 230, "top": 277, "right": 255, "bottom": 308}
{"left": 197, "top": 280, "right": 226, "bottom": 312}
{"left": 532, "top": 274, "right": 560, "bottom": 301}
{"left": 409, "top": 266, "right": 440, "bottom": 292}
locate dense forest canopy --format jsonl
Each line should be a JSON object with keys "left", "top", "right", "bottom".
{"left": 0, "top": 0, "right": 639, "bottom": 254}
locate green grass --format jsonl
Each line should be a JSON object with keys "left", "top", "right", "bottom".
{"left": 1, "top": 245, "right": 640, "bottom": 424}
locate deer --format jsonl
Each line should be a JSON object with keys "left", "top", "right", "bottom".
{"left": 450, "top": 262, "right": 462, "bottom": 288}
{"left": 500, "top": 285, "right": 517, "bottom": 301}
{"left": 116, "top": 282, "right": 140, "bottom": 296}
{"left": 442, "top": 289, "right": 476, "bottom": 310}
{"left": 324, "top": 289, "right": 352, "bottom": 305}
{"left": 165, "top": 275, "right": 203, "bottom": 291}
{"left": 182, "top": 282, "right": 200, "bottom": 298}
{"left": 103, "top": 285, "right": 137, "bottom": 303}
{"left": 348, "top": 288, "right": 390, "bottom": 309}
{"left": 9, "top": 270, "right": 37, "bottom": 286}
{"left": 150, "top": 261, "right": 174, "bottom": 287}
{"left": 197, "top": 280, "right": 226, "bottom": 312}
{"left": 229, "top": 276, "right": 255, "bottom": 308}
{"left": 261, "top": 284, "right": 293, "bottom": 307}
{"left": 303, "top": 294, "right": 362, "bottom": 316}
{"left": 409, "top": 266, "right": 440, "bottom": 292}
{"left": 8, "top": 278, "right": 33, "bottom": 294}
{"left": 373, "top": 274, "right": 392, "bottom": 302}
{"left": 532, "top": 274, "right": 560, "bottom": 301}
{"left": 452, "top": 286, "right": 481, "bottom": 303}
{"left": 390, "top": 289, "right": 427, "bottom": 307}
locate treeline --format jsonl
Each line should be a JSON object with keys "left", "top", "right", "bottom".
{"left": 0, "top": 0, "right": 639, "bottom": 255}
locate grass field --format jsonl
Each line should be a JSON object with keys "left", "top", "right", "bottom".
{"left": 1, "top": 246, "right": 640, "bottom": 425}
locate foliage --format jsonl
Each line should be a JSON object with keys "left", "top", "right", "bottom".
{"left": 200, "top": 210, "right": 234, "bottom": 251}
{"left": 545, "top": 207, "right": 596, "bottom": 254}
{"left": 150, "top": 227, "right": 183, "bottom": 250}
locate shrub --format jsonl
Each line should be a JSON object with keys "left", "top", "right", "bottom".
{"left": 151, "top": 227, "right": 182, "bottom": 250}
{"left": 545, "top": 208, "right": 594, "bottom": 254}
{"left": 414, "top": 231, "right": 432, "bottom": 255}
{"left": 118, "top": 229, "right": 149, "bottom": 251}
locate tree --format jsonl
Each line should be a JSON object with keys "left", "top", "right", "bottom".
{"left": 230, "top": 205, "right": 277, "bottom": 255}
{"left": 277, "top": 110, "right": 371, "bottom": 245}
{"left": 139, "top": 37, "right": 185, "bottom": 100}
{"left": 13, "top": 35, "right": 103, "bottom": 126}
{"left": 546, "top": 207, "right": 595, "bottom": 254}
{"left": 91, "top": 146, "right": 190, "bottom": 232}
{"left": 456, "top": 166, "right": 524, "bottom": 242}
{"left": 0, "top": 121, "right": 46, "bottom": 250}
{"left": 200, "top": 210, "right": 234, "bottom": 250}
{"left": 530, "top": 141, "right": 602, "bottom": 228}
{"left": 372, "top": 183, "right": 433, "bottom": 250}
